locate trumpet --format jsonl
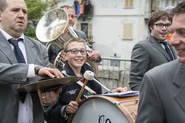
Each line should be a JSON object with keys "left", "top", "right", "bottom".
{"left": 36, "top": 8, "right": 78, "bottom": 50}
{"left": 36, "top": 8, "right": 98, "bottom": 74}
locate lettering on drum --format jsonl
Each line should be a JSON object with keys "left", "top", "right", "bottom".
{"left": 98, "top": 115, "right": 111, "bottom": 123}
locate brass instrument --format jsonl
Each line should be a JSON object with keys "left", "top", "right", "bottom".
{"left": 36, "top": 8, "right": 98, "bottom": 75}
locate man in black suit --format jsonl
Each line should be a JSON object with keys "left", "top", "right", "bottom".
{"left": 129, "top": 10, "right": 177, "bottom": 91}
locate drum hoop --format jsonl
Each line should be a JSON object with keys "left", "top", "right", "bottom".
{"left": 78, "top": 95, "right": 138, "bottom": 123}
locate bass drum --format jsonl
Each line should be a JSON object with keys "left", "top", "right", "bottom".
{"left": 72, "top": 95, "right": 139, "bottom": 123}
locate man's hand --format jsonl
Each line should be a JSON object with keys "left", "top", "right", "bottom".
{"left": 87, "top": 50, "right": 101, "bottom": 61}
{"left": 37, "top": 67, "right": 64, "bottom": 78}
{"left": 111, "top": 87, "right": 128, "bottom": 93}
{"left": 37, "top": 87, "right": 62, "bottom": 104}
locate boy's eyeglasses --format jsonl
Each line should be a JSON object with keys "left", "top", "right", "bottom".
{"left": 65, "top": 49, "right": 87, "bottom": 55}
{"left": 154, "top": 23, "right": 171, "bottom": 29}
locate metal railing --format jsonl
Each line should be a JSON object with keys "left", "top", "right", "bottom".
{"left": 97, "top": 57, "right": 131, "bottom": 92}
{"left": 99, "top": 57, "right": 130, "bottom": 70}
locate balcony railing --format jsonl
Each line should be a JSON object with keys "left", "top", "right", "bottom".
{"left": 97, "top": 57, "right": 131, "bottom": 92}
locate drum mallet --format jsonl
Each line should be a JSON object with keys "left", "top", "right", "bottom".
{"left": 75, "top": 70, "right": 94, "bottom": 102}
{"left": 67, "top": 70, "right": 94, "bottom": 123}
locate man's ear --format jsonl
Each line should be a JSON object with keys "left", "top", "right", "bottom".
{"left": 61, "top": 50, "right": 67, "bottom": 60}
{"left": 0, "top": 11, "right": 2, "bottom": 21}
{"left": 150, "top": 26, "right": 153, "bottom": 32}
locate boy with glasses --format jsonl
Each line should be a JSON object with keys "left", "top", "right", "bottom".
{"left": 45, "top": 38, "right": 127, "bottom": 123}
{"left": 48, "top": 5, "right": 101, "bottom": 71}
{"left": 129, "top": 10, "right": 177, "bottom": 91}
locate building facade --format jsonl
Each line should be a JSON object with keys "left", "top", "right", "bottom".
{"left": 56, "top": 0, "right": 180, "bottom": 60}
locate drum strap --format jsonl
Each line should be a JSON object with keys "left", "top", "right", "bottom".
{"left": 62, "top": 70, "right": 96, "bottom": 94}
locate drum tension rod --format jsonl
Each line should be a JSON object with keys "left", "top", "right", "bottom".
{"left": 112, "top": 99, "right": 139, "bottom": 106}
{"left": 113, "top": 101, "right": 121, "bottom": 106}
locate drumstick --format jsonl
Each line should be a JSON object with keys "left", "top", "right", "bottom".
{"left": 67, "top": 70, "right": 94, "bottom": 123}
{"left": 75, "top": 70, "right": 94, "bottom": 102}
{"left": 92, "top": 78, "right": 112, "bottom": 93}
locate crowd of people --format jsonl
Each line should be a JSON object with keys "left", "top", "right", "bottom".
{"left": 0, "top": 0, "right": 185, "bottom": 123}
{"left": 0, "top": 0, "right": 126, "bottom": 123}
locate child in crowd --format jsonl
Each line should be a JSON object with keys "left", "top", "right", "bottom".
{"left": 45, "top": 38, "right": 127, "bottom": 123}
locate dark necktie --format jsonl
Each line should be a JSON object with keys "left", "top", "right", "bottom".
{"left": 8, "top": 38, "right": 26, "bottom": 63}
{"left": 8, "top": 38, "right": 27, "bottom": 103}
{"left": 160, "top": 41, "right": 173, "bottom": 61}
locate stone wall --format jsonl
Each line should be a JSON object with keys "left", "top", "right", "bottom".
{"left": 97, "top": 68, "right": 130, "bottom": 93}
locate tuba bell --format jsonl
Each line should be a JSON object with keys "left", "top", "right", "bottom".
{"left": 36, "top": 8, "right": 99, "bottom": 75}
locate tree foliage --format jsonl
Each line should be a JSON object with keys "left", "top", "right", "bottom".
{"left": 25, "top": 0, "right": 48, "bottom": 40}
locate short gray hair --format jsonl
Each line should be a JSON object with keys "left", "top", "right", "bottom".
{"left": 60, "top": 5, "right": 74, "bottom": 10}
{"left": 0, "top": 0, "right": 8, "bottom": 12}
{"left": 163, "top": 6, "right": 175, "bottom": 12}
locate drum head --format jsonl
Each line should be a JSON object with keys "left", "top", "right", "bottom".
{"left": 72, "top": 97, "right": 129, "bottom": 123}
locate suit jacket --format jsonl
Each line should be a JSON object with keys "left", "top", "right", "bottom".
{"left": 0, "top": 31, "right": 50, "bottom": 123}
{"left": 129, "top": 35, "right": 177, "bottom": 91}
{"left": 75, "top": 30, "right": 87, "bottom": 41}
{"left": 136, "top": 60, "right": 185, "bottom": 123}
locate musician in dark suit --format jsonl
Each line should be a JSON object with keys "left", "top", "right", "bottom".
{"left": 136, "top": 2, "right": 185, "bottom": 122}
{"left": 0, "top": 0, "right": 63, "bottom": 123}
{"left": 129, "top": 10, "right": 177, "bottom": 91}
{"left": 48, "top": 5, "right": 101, "bottom": 68}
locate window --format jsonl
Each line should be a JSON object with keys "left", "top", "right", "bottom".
{"left": 122, "top": 22, "right": 133, "bottom": 40}
{"left": 88, "top": 23, "right": 92, "bottom": 37}
{"left": 124, "top": 0, "right": 134, "bottom": 8}
{"left": 76, "top": 23, "right": 93, "bottom": 43}
{"left": 165, "top": 0, "right": 169, "bottom": 7}
{"left": 151, "top": 0, "right": 160, "bottom": 12}
{"left": 172, "top": 0, "right": 175, "bottom": 5}
{"left": 76, "top": 23, "right": 81, "bottom": 30}
{"left": 81, "top": 23, "right": 88, "bottom": 37}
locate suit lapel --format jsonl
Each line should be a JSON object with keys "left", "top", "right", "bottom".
{"left": 173, "top": 63, "right": 185, "bottom": 112}
{"left": 0, "top": 32, "right": 18, "bottom": 63}
{"left": 0, "top": 32, "right": 38, "bottom": 64}
{"left": 24, "top": 37, "right": 37, "bottom": 64}
{"left": 149, "top": 36, "right": 171, "bottom": 61}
